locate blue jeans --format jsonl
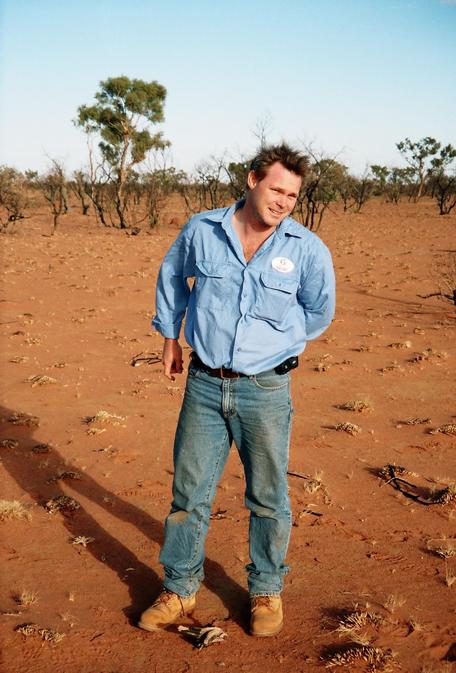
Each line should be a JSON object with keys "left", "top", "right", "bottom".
{"left": 159, "top": 364, "right": 293, "bottom": 597}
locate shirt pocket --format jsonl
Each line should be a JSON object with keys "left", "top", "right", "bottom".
{"left": 194, "top": 260, "right": 232, "bottom": 311}
{"left": 252, "top": 271, "right": 299, "bottom": 327}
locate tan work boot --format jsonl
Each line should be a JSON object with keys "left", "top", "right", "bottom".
{"left": 250, "top": 595, "right": 283, "bottom": 637}
{"left": 138, "top": 589, "right": 196, "bottom": 632}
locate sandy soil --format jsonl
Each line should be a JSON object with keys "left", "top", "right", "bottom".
{"left": 1, "top": 199, "right": 455, "bottom": 673}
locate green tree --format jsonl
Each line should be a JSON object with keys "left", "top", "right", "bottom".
{"left": 370, "top": 165, "right": 390, "bottom": 196}
{"left": 428, "top": 144, "right": 456, "bottom": 215}
{"left": 75, "top": 76, "right": 168, "bottom": 229}
{"left": 385, "top": 167, "right": 415, "bottom": 204}
{"left": 396, "top": 136, "right": 441, "bottom": 200}
{"left": 225, "top": 160, "right": 249, "bottom": 200}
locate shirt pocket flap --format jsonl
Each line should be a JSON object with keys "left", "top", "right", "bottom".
{"left": 260, "top": 271, "right": 298, "bottom": 294}
{"left": 196, "top": 260, "right": 230, "bottom": 278}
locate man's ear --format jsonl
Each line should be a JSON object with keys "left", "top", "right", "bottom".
{"left": 247, "top": 170, "right": 259, "bottom": 190}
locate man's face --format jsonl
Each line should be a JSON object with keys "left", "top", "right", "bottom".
{"left": 246, "top": 161, "right": 302, "bottom": 229}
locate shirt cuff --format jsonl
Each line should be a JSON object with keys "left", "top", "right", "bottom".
{"left": 151, "top": 316, "right": 182, "bottom": 339}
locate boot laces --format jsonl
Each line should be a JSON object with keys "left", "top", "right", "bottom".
{"left": 251, "top": 596, "right": 275, "bottom": 611}
{"left": 154, "top": 590, "right": 185, "bottom": 615}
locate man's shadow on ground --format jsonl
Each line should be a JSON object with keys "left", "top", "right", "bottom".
{"left": 0, "top": 404, "right": 248, "bottom": 631}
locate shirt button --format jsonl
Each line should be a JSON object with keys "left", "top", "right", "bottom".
{"left": 236, "top": 347, "right": 241, "bottom": 352}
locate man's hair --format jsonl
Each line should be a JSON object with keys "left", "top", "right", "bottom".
{"left": 249, "top": 143, "right": 308, "bottom": 181}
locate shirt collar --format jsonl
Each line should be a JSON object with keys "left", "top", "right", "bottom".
{"left": 205, "top": 201, "right": 305, "bottom": 239}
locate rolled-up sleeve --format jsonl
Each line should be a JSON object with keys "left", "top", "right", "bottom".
{"left": 297, "top": 241, "right": 336, "bottom": 341}
{"left": 152, "top": 218, "right": 197, "bottom": 339}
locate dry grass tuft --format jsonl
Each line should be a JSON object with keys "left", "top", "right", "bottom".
{"left": 388, "top": 341, "right": 412, "bottom": 349}
{"left": 407, "top": 618, "right": 423, "bottom": 633}
{"left": 10, "top": 355, "right": 29, "bottom": 364}
{"left": 336, "top": 609, "right": 386, "bottom": 636}
{"left": 0, "top": 438, "right": 19, "bottom": 448}
{"left": 45, "top": 496, "right": 81, "bottom": 514}
{"left": 71, "top": 535, "right": 95, "bottom": 547}
{"left": 303, "top": 471, "right": 325, "bottom": 494}
{"left": 15, "top": 623, "right": 39, "bottom": 637}
{"left": 335, "top": 422, "right": 362, "bottom": 436}
{"left": 26, "top": 374, "right": 57, "bottom": 387}
{"left": 338, "top": 400, "right": 372, "bottom": 413}
{"left": 84, "top": 410, "right": 126, "bottom": 425}
{"left": 323, "top": 643, "right": 394, "bottom": 669}
{"left": 383, "top": 594, "right": 406, "bottom": 614}
{"left": 86, "top": 427, "right": 106, "bottom": 435}
{"left": 59, "top": 611, "right": 77, "bottom": 627}
{"left": 31, "top": 443, "right": 51, "bottom": 454}
{"left": 380, "top": 361, "right": 404, "bottom": 373}
{"left": 14, "top": 590, "right": 39, "bottom": 607}
{"left": 47, "top": 470, "right": 82, "bottom": 484}
{"left": 0, "top": 500, "right": 31, "bottom": 521}
{"left": 429, "top": 424, "right": 456, "bottom": 436}
{"left": 402, "top": 417, "right": 431, "bottom": 425}
{"left": 8, "top": 412, "right": 39, "bottom": 427}
{"left": 410, "top": 348, "right": 448, "bottom": 363}
{"left": 15, "top": 623, "right": 65, "bottom": 643}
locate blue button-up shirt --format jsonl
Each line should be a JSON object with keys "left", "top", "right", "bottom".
{"left": 152, "top": 202, "right": 335, "bottom": 375}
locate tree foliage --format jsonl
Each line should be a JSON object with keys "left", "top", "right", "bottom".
{"left": 428, "top": 144, "right": 456, "bottom": 215}
{"left": 75, "top": 76, "right": 168, "bottom": 228}
{"left": 0, "top": 167, "right": 31, "bottom": 232}
{"left": 370, "top": 165, "right": 390, "bottom": 196}
{"left": 225, "top": 161, "right": 249, "bottom": 201}
{"left": 396, "top": 136, "right": 441, "bottom": 200}
{"left": 295, "top": 155, "right": 346, "bottom": 231}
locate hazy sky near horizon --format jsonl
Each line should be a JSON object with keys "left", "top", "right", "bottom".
{"left": 1, "top": 0, "right": 455, "bottom": 176}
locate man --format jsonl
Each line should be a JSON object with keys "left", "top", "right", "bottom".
{"left": 139, "top": 144, "right": 335, "bottom": 636}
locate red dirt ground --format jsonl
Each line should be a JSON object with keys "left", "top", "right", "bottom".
{"left": 1, "top": 200, "right": 455, "bottom": 673}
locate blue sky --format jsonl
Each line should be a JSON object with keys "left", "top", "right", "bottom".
{"left": 0, "top": 0, "right": 455, "bottom": 175}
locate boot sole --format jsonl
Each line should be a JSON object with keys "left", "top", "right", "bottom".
{"left": 138, "top": 609, "right": 195, "bottom": 632}
{"left": 250, "top": 622, "right": 283, "bottom": 637}
{"left": 138, "top": 621, "right": 162, "bottom": 632}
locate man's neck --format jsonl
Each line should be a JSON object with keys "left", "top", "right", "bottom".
{"left": 232, "top": 203, "right": 277, "bottom": 262}
{"left": 233, "top": 202, "right": 275, "bottom": 239}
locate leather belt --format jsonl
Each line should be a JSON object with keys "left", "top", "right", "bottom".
{"left": 190, "top": 352, "right": 246, "bottom": 379}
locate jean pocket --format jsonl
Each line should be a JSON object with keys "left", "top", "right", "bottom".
{"left": 251, "top": 371, "right": 289, "bottom": 390}
{"left": 194, "top": 260, "right": 233, "bottom": 311}
{"left": 252, "top": 272, "right": 298, "bottom": 327}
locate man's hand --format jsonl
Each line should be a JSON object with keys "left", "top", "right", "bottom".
{"left": 163, "top": 338, "right": 183, "bottom": 381}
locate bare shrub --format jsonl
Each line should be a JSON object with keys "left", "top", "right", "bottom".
{"left": 0, "top": 166, "right": 32, "bottom": 232}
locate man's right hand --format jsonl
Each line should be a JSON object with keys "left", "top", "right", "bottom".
{"left": 163, "top": 338, "right": 183, "bottom": 381}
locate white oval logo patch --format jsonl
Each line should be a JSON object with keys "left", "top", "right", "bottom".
{"left": 272, "top": 257, "right": 294, "bottom": 273}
